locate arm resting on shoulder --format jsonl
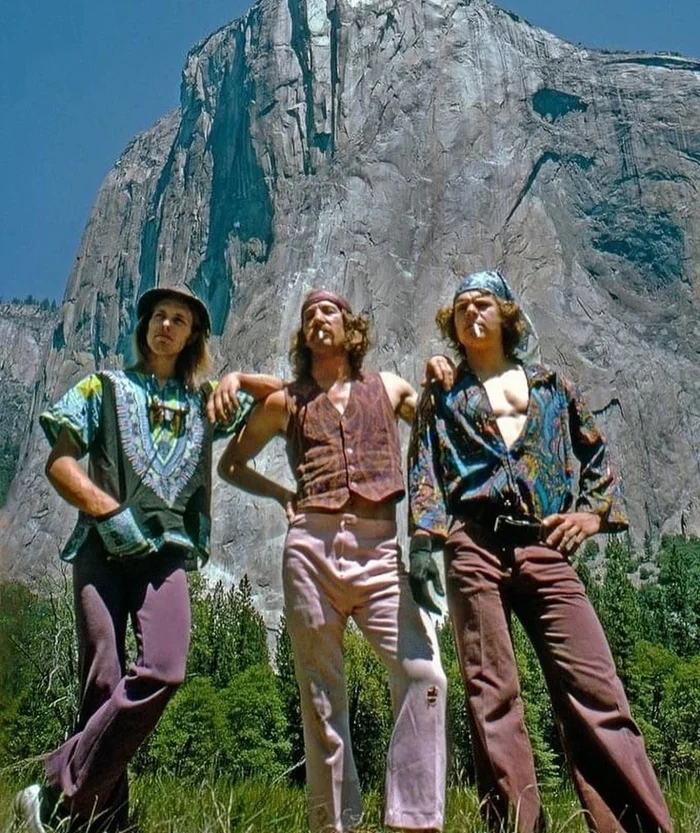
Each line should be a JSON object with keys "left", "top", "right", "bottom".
{"left": 206, "top": 371, "right": 284, "bottom": 424}
{"left": 379, "top": 371, "right": 418, "bottom": 424}
{"left": 423, "top": 355, "right": 457, "bottom": 391}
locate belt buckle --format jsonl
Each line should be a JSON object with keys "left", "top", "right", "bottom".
{"left": 494, "top": 514, "right": 542, "bottom": 543}
{"left": 493, "top": 515, "right": 508, "bottom": 535}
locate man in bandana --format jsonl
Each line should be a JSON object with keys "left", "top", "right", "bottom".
{"left": 218, "top": 289, "right": 447, "bottom": 833}
{"left": 408, "top": 271, "right": 672, "bottom": 833}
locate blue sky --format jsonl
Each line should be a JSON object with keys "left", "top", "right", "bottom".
{"left": 1, "top": 0, "right": 697, "bottom": 302}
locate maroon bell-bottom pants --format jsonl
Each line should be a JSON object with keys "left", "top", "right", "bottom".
{"left": 445, "top": 519, "right": 672, "bottom": 833}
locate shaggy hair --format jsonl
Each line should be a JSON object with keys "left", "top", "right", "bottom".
{"left": 436, "top": 295, "right": 525, "bottom": 360}
{"left": 133, "top": 303, "right": 212, "bottom": 388}
{"left": 290, "top": 310, "right": 371, "bottom": 381}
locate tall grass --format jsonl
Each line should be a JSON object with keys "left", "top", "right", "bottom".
{"left": 3, "top": 773, "right": 696, "bottom": 833}
{"left": 665, "top": 779, "right": 700, "bottom": 833}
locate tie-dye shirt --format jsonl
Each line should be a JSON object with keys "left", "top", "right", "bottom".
{"left": 39, "top": 370, "right": 253, "bottom": 562}
{"left": 408, "top": 363, "right": 628, "bottom": 538}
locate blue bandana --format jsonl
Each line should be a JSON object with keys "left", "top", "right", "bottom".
{"left": 453, "top": 270, "right": 515, "bottom": 303}
{"left": 453, "top": 270, "right": 540, "bottom": 363}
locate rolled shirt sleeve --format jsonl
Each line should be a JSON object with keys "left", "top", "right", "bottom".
{"left": 408, "top": 385, "right": 451, "bottom": 538}
{"left": 39, "top": 374, "right": 103, "bottom": 455}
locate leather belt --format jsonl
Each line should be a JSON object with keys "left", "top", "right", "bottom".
{"left": 493, "top": 514, "right": 543, "bottom": 546}
{"left": 464, "top": 508, "right": 544, "bottom": 546}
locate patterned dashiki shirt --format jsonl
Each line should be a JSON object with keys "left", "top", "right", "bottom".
{"left": 408, "top": 362, "right": 629, "bottom": 538}
{"left": 39, "top": 370, "right": 253, "bottom": 562}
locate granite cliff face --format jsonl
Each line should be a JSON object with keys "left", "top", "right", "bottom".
{"left": 3, "top": 0, "right": 700, "bottom": 619}
{"left": 0, "top": 302, "right": 59, "bottom": 505}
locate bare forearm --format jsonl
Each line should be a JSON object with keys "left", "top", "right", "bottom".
{"left": 46, "top": 457, "right": 119, "bottom": 518}
{"left": 237, "top": 373, "right": 284, "bottom": 401}
{"left": 218, "top": 458, "right": 294, "bottom": 508}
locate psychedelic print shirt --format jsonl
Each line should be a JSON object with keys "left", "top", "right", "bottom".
{"left": 408, "top": 363, "right": 629, "bottom": 538}
{"left": 39, "top": 370, "right": 253, "bottom": 562}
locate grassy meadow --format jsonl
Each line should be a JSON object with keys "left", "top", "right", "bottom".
{"left": 3, "top": 534, "right": 700, "bottom": 833}
{"left": 2, "top": 774, "right": 698, "bottom": 833}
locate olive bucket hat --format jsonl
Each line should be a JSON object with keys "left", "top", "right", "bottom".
{"left": 136, "top": 286, "right": 211, "bottom": 336}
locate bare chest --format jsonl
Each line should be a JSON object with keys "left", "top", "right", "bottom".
{"left": 480, "top": 367, "right": 529, "bottom": 449}
{"left": 326, "top": 380, "right": 352, "bottom": 416}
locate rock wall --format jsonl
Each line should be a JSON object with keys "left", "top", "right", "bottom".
{"left": 2, "top": 0, "right": 700, "bottom": 621}
{"left": 0, "top": 302, "right": 59, "bottom": 505}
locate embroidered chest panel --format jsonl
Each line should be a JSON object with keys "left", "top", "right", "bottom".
{"left": 103, "top": 371, "right": 206, "bottom": 507}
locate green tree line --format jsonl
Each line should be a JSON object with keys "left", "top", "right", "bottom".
{"left": 1, "top": 535, "right": 700, "bottom": 789}
{"left": 0, "top": 296, "right": 58, "bottom": 310}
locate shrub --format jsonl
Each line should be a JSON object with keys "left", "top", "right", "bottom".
{"left": 659, "top": 657, "right": 700, "bottom": 775}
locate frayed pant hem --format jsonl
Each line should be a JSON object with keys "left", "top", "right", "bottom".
{"left": 384, "top": 811, "right": 444, "bottom": 830}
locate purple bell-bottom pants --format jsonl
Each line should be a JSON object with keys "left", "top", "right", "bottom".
{"left": 44, "top": 540, "right": 191, "bottom": 828}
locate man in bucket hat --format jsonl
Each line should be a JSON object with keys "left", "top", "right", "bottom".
{"left": 13, "top": 285, "right": 278, "bottom": 832}
{"left": 407, "top": 270, "right": 672, "bottom": 833}
{"left": 218, "top": 288, "right": 447, "bottom": 833}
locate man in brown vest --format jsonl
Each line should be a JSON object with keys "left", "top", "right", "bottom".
{"left": 218, "top": 289, "right": 447, "bottom": 833}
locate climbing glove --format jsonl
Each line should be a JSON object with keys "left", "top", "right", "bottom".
{"left": 95, "top": 505, "right": 157, "bottom": 561}
{"left": 408, "top": 535, "right": 445, "bottom": 615}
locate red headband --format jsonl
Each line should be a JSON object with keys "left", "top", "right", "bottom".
{"left": 301, "top": 290, "right": 352, "bottom": 319}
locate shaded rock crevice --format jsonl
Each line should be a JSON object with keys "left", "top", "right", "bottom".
{"left": 194, "top": 26, "right": 274, "bottom": 330}
{"left": 531, "top": 88, "right": 588, "bottom": 123}
{"left": 504, "top": 151, "right": 595, "bottom": 226}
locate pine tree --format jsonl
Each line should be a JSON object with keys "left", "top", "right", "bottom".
{"left": 188, "top": 575, "right": 270, "bottom": 688}
{"left": 345, "top": 625, "right": 393, "bottom": 788}
{"left": 274, "top": 616, "right": 305, "bottom": 782}
{"left": 655, "top": 536, "right": 700, "bottom": 657}
{"left": 597, "top": 536, "right": 644, "bottom": 684}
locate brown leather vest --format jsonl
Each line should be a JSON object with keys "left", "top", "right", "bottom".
{"left": 286, "top": 372, "right": 405, "bottom": 511}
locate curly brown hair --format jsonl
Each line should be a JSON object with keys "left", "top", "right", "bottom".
{"left": 436, "top": 296, "right": 525, "bottom": 360}
{"left": 289, "top": 310, "right": 371, "bottom": 381}
{"left": 133, "top": 305, "right": 212, "bottom": 388}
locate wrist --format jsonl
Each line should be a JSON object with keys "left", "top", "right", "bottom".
{"left": 590, "top": 512, "right": 604, "bottom": 533}
{"left": 409, "top": 535, "right": 433, "bottom": 556}
{"left": 412, "top": 529, "right": 432, "bottom": 540}
{"left": 90, "top": 493, "right": 120, "bottom": 519}
{"left": 275, "top": 487, "right": 294, "bottom": 505}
